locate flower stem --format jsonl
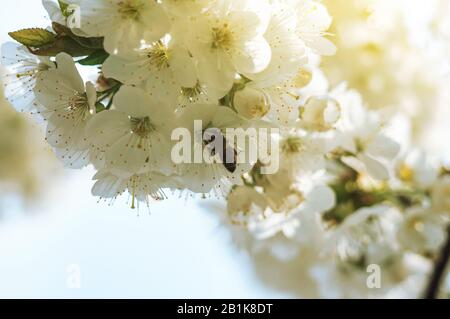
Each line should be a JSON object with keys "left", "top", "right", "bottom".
{"left": 97, "top": 82, "right": 122, "bottom": 103}
{"left": 423, "top": 224, "right": 450, "bottom": 299}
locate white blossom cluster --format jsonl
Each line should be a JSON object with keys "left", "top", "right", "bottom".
{"left": 226, "top": 83, "right": 450, "bottom": 297}
{"left": 321, "top": 0, "right": 450, "bottom": 153}
{"left": 1, "top": 0, "right": 336, "bottom": 206}
{"left": 1, "top": 0, "right": 449, "bottom": 298}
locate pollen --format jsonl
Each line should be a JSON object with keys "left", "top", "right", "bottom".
{"left": 211, "top": 23, "right": 233, "bottom": 50}
{"left": 117, "top": 0, "right": 145, "bottom": 20}
{"left": 181, "top": 81, "right": 203, "bottom": 101}
{"left": 412, "top": 220, "right": 425, "bottom": 233}
{"left": 282, "top": 136, "right": 305, "bottom": 154}
{"left": 147, "top": 41, "right": 171, "bottom": 70}
{"left": 398, "top": 163, "right": 415, "bottom": 182}
{"left": 130, "top": 116, "right": 154, "bottom": 138}
{"left": 15, "top": 70, "right": 37, "bottom": 79}
{"left": 66, "top": 91, "right": 91, "bottom": 120}
{"left": 292, "top": 68, "right": 313, "bottom": 89}
{"left": 250, "top": 102, "right": 269, "bottom": 118}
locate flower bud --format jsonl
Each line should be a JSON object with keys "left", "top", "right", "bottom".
{"left": 300, "top": 96, "right": 341, "bottom": 132}
{"left": 397, "top": 208, "right": 445, "bottom": 255}
{"left": 291, "top": 67, "right": 313, "bottom": 89}
{"left": 234, "top": 87, "right": 270, "bottom": 119}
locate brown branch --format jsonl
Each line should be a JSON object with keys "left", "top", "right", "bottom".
{"left": 423, "top": 224, "right": 450, "bottom": 299}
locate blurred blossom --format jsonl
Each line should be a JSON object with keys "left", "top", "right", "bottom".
{"left": 321, "top": 0, "right": 450, "bottom": 156}
{"left": 0, "top": 71, "right": 58, "bottom": 209}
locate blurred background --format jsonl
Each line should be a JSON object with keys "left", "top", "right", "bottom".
{"left": 0, "top": 0, "right": 288, "bottom": 298}
{"left": 1, "top": 0, "right": 449, "bottom": 299}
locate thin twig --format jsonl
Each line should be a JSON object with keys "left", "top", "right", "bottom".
{"left": 423, "top": 224, "right": 450, "bottom": 299}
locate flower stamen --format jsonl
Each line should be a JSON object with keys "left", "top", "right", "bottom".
{"left": 130, "top": 116, "right": 154, "bottom": 139}
{"left": 117, "top": 0, "right": 144, "bottom": 20}
{"left": 212, "top": 23, "right": 233, "bottom": 50}
{"left": 147, "top": 41, "right": 171, "bottom": 70}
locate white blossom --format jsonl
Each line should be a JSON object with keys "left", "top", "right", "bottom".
{"left": 34, "top": 53, "right": 96, "bottom": 168}
{"left": 180, "top": 0, "right": 272, "bottom": 97}
{"left": 335, "top": 86, "right": 400, "bottom": 180}
{"left": 67, "top": 0, "right": 170, "bottom": 55}
{"left": 103, "top": 38, "right": 197, "bottom": 106}
{"left": 431, "top": 176, "right": 450, "bottom": 214}
{"left": 397, "top": 208, "right": 446, "bottom": 255}
{"left": 86, "top": 86, "right": 175, "bottom": 178}
{"left": 1, "top": 42, "right": 54, "bottom": 113}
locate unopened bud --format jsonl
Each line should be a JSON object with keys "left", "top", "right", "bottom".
{"left": 291, "top": 67, "right": 313, "bottom": 89}
{"left": 300, "top": 96, "right": 341, "bottom": 132}
{"left": 234, "top": 87, "right": 270, "bottom": 119}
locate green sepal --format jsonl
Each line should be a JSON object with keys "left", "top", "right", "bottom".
{"left": 58, "top": 0, "right": 70, "bottom": 16}
{"left": 77, "top": 50, "right": 109, "bottom": 65}
{"left": 95, "top": 102, "right": 106, "bottom": 113}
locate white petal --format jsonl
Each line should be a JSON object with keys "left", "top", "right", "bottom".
{"left": 231, "top": 36, "right": 272, "bottom": 74}
{"left": 144, "top": 68, "right": 179, "bottom": 106}
{"left": 86, "top": 110, "right": 131, "bottom": 149}
{"left": 54, "top": 53, "right": 84, "bottom": 93}
{"left": 359, "top": 154, "right": 390, "bottom": 180}
{"left": 366, "top": 135, "right": 400, "bottom": 160}
{"left": 305, "top": 37, "right": 336, "bottom": 56}
{"left": 42, "top": 0, "right": 65, "bottom": 24}
{"left": 85, "top": 81, "right": 97, "bottom": 110}
{"left": 113, "top": 86, "right": 155, "bottom": 117}
{"left": 45, "top": 113, "right": 89, "bottom": 150}
{"left": 139, "top": 2, "right": 171, "bottom": 43}
{"left": 302, "top": 185, "right": 336, "bottom": 214}
{"left": 170, "top": 47, "right": 197, "bottom": 88}
{"left": 92, "top": 171, "right": 127, "bottom": 198}
{"left": 106, "top": 133, "right": 149, "bottom": 178}
{"left": 196, "top": 48, "right": 235, "bottom": 98}
{"left": 54, "top": 147, "right": 90, "bottom": 169}
{"left": 102, "top": 54, "right": 151, "bottom": 85}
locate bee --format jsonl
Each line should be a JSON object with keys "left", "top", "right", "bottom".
{"left": 203, "top": 128, "right": 238, "bottom": 173}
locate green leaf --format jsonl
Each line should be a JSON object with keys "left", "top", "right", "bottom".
{"left": 25, "top": 22, "right": 105, "bottom": 57}
{"left": 28, "top": 36, "right": 97, "bottom": 57}
{"left": 7, "top": 23, "right": 104, "bottom": 58}
{"left": 77, "top": 50, "right": 109, "bottom": 65}
{"left": 9, "top": 28, "right": 56, "bottom": 47}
